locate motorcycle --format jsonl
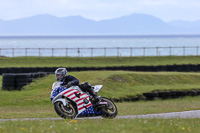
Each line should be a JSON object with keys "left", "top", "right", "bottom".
{"left": 50, "top": 81, "right": 118, "bottom": 119}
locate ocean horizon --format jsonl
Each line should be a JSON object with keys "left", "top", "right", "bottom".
{"left": 1, "top": 35, "right": 200, "bottom": 57}
{"left": 1, "top": 34, "right": 200, "bottom": 38}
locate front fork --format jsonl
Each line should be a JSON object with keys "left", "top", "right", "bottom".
{"left": 52, "top": 95, "right": 68, "bottom": 106}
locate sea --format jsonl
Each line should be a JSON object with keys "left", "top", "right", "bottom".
{"left": 0, "top": 35, "right": 200, "bottom": 57}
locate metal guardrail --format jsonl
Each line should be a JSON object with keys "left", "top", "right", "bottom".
{"left": 0, "top": 46, "right": 199, "bottom": 57}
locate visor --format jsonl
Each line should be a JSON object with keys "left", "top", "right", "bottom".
{"left": 56, "top": 74, "right": 61, "bottom": 78}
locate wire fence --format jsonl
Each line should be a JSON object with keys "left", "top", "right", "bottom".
{"left": 0, "top": 46, "right": 200, "bottom": 57}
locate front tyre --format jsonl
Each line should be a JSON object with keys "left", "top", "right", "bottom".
{"left": 54, "top": 101, "right": 77, "bottom": 119}
{"left": 100, "top": 97, "right": 118, "bottom": 119}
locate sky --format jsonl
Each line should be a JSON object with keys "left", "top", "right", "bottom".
{"left": 0, "top": 0, "right": 200, "bottom": 22}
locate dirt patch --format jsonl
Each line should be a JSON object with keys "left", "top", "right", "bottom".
{"left": 110, "top": 75, "right": 127, "bottom": 82}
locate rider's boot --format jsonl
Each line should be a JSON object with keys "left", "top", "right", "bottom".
{"left": 87, "top": 87, "right": 100, "bottom": 104}
{"left": 93, "top": 94, "right": 100, "bottom": 104}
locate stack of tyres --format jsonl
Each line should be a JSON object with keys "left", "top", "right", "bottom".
{"left": 37, "top": 72, "right": 47, "bottom": 78}
{"left": 30, "top": 72, "right": 46, "bottom": 78}
{"left": 15, "top": 73, "right": 32, "bottom": 90}
{"left": 0, "top": 68, "right": 7, "bottom": 75}
{"left": 2, "top": 72, "right": 48, "bottom": 91}
{"left": 2, "top": 74, "right": 16, "bottom": 90}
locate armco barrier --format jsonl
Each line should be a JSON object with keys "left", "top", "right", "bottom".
{"left": 2, "top": 72, "right": 47, "bottom": 91}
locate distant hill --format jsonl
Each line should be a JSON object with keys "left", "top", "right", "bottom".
{"left": 0, "top": 13, "right": 200, "bottom": 35}
{"left": 168, "top": 20, "right": 200, "bottom": 33}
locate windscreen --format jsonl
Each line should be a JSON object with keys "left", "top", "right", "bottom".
{"left": 52, "top": 81, "right": 61, "bottom": 90}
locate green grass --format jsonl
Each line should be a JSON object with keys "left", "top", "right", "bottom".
{"left": 0, "top": 119, "right": 200, "bottom": 133}
{"left": 0, "top": 96, "right": 200, "bottom": 119}
{"left": 1, "top": 56, "right": 200, "bottom": 67}
{"left": 97, "top": 72, "right": 200, "bottom": 98}
{"left": 1, "top": 71, "right": 200, "bottom": 119}
{"left": 0, "top": 76, "right": 2, "bottom": 89}
{"left": 1, "top": 71, "right": 200, "bottom": 107}
{"left": 117, "top": 96, "right": 200, "bottom": 115}
{"left": 72, "top": 71, "right": 200, "bottom": 99}
{"left": 1, "top": 71, "right": 200, "bottom": 133}
{"left": 1, "top": 57, "right": 200, "bottom": 132}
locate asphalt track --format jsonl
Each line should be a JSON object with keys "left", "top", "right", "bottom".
{"left": 0, "top": 110, "right": 200, "bottom": 122}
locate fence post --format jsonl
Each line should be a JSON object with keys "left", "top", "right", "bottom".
{"left": 25, "top": 48, "right": 27, "bottom": 57}
{"left": 91, "top": 48, "right": 93, "bottom": 58}
{"left": 39, "top": 48, "right": 40, "bottom": 57}
{"left": 104, "top": 48, "right": 106, "bottom": 57}
{"left": 78, "top": 48, "right": 80, "bottom": 57}
{"left": 156, "top": 47, "right": 158, "bottom": 56}
{"left": 52, "top": 48, "right": 54, "bottom": 57}
{"left": 12, "top": 48, "right": 14, "bottom": 57}
{"left": 66, "top": 48, "right": 68, "bottom": 57}
{"left": 130, "top": 47, "right": 132, "bottom": 57}
{"left": 143, "top": 47, "right": 145, "bottom": 56}
{"left": 117, "top": 47, "right": 119, "bottom": 57}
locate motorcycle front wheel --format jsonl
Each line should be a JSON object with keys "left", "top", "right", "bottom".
{"left": 100, "top": 97, "right": 118, "bottom": 119}
{"left": 54, "top": 101, "right": 77, "bottom": 119}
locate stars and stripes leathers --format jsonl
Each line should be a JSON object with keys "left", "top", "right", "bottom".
{"left": 62, "top": 88, "right": 92, "bottom": 114}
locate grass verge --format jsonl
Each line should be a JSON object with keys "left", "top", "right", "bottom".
{"left": 1, "top": 56, "right": 200, "bottom": 67}
{"left": 0, "top": 118, "right": 199, "bottom": 133}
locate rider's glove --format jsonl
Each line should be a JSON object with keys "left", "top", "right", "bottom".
{"left": 66, "top": 81, "right": 74, "bottom": 88}
{"left": 60, "top": 81, "right": 67, "bottom": 86}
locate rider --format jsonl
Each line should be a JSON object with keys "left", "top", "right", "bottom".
{"left": 55, "top": 68, "right": 100, "bottom": 103}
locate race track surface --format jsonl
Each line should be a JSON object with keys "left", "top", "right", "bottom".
{"left": 1, "top": 110, "right": 200, "bottom": 122}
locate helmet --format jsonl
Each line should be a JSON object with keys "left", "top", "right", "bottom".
{"left": 55, "top": 68, "right": 67, "bottom": 81}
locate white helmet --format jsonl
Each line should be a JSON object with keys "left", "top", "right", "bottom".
{"left": 55, "top": 68, "right": 67, "bottom": 81}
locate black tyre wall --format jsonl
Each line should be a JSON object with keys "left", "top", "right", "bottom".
{"left": 2, "top": 74, "right": 16, "bottom": 90}
{"left": 1, "top": 65, "right": 200, "bottom": 75}
{"left": 1, "top": 72, "right": 47, "bottom": 91}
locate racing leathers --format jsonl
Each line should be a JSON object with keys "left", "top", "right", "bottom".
{"left": 61, "top": 75, "right": 99, "bottom": 103}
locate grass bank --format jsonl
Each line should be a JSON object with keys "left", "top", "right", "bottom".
{"left": 0, "top": 71, "right": 200, "bottom": 119}
{"left": 0, "top": 118, "right": 200, "bottom": 133}
{"left": 1, "top": 71, "right": 200, "bottom": 106}
{"left": 1, "top": 56, "right": 200, "bottom": 67}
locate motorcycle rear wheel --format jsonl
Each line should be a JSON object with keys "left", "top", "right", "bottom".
{"left": 54, "top": 101, "right": 77, "bottom": 119}
{"left": 100, "top": 97, "right": 118, "bottom": 119}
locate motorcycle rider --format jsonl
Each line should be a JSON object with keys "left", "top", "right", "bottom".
{"left": 55, "top": 68, "right": 100, "bottom": 103}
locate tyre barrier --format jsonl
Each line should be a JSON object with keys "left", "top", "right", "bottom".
{"left": 2, "top": 72, "right": 47, "bottom": 91}
{"left": 1, "top": 64, "right": 200, "bottom": 75}
{"left": 111, "top": 89, "right": 200, "bottom": 102}
{"left": 143, "top": 89, "right": 200, "bottom": 100}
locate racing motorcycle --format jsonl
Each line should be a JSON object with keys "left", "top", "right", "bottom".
{"left": 50, "top": 82, "right": 118, "bottom": 119}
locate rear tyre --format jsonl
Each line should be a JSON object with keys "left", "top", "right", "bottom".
{"left": 54, "top": 101, "right": 77, "bottom": 119}
{"left": 100, "top": 97, "right": 118, "bottom": 119}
